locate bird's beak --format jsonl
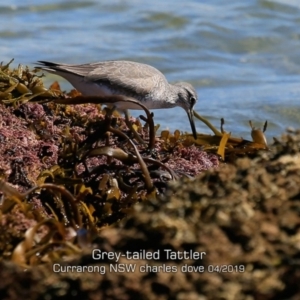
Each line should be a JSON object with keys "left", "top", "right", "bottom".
{"left": 187, "top": 109, "right": 197, "bottom": 140}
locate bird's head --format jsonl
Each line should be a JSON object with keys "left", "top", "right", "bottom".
{"left": 174, "top": 82, "right": 198, "bottom": 139}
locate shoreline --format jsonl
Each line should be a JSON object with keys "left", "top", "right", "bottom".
{"left": 0, "top": 61, "right": 299, "bottom": 299}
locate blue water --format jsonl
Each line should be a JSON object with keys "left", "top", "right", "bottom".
{"left": 1, "top": 0, "right": 300, "bottom": 141}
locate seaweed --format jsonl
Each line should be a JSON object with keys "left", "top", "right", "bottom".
{"left": 0, "top": 59, "right": 269, "bottom": 266}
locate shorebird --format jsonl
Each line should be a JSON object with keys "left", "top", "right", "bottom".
{"left": 36, "top": 60, "right": 198, "bottom": 139}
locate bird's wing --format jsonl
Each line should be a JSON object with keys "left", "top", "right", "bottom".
{"left": 37, "top": 61, "right": 169, "bottom": 97}
{"left": 37, "top": 61, "right": 99, "bottom": 77}
{"left": 86, "top": 61, "right": 169, "bottom": 97}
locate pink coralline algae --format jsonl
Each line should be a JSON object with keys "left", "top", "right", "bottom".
{"left": 166, "top": 145, "right": 219, "bottom": 176}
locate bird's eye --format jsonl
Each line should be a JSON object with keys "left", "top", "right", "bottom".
{"left": 190, "top": 96, "right": 196, "bottom": 107}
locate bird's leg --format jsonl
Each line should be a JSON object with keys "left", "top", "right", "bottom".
{"left": 105, "top": 105, "right": 116, "bottom": 117}
{"left": 124, "top": 109, "right": 146, "bottom": 145}
{"left": 103, "top": 105, "right": 116, "bottom": 133}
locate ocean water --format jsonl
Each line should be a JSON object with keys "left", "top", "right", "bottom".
{"left": 1, "top": 0, "right": 300, "bottom": 141}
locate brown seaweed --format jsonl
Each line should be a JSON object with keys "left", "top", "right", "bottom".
{"left": 0, "top": 59, "right": 270, "bottom": 266}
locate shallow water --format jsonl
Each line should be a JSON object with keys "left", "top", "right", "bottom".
{"left": 1, "top": 0, "right": 300, "bottom": 141}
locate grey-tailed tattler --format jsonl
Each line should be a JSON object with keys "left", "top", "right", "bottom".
{"left": 37, "top": 60, "right": 198, "bottom": 139}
